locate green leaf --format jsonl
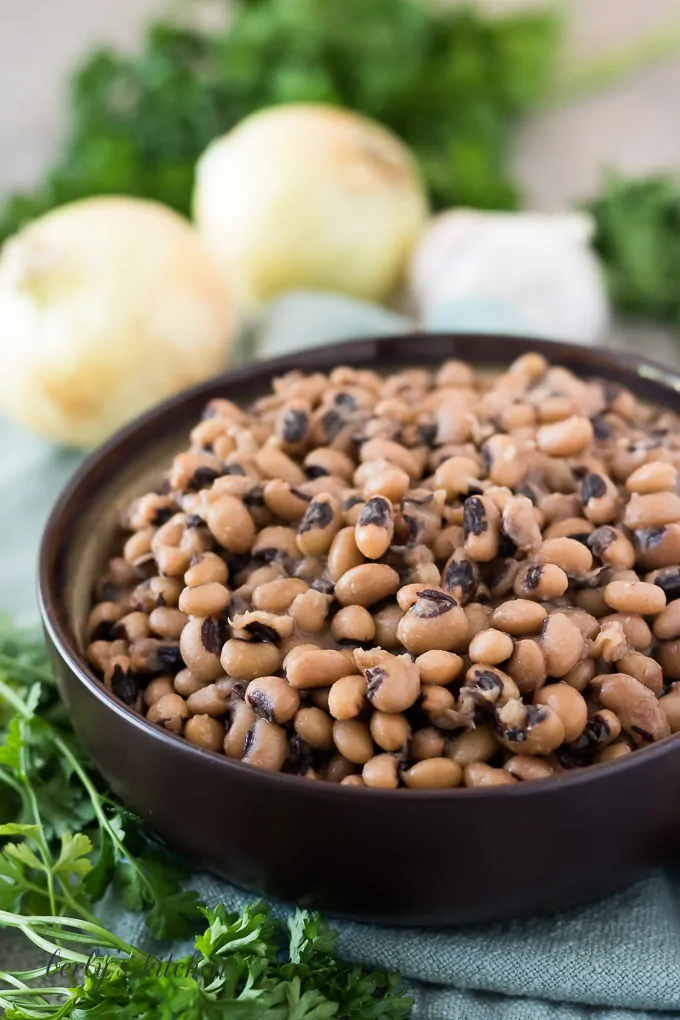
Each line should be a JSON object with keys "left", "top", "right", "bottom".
{"left": 146, "top": 888, "right": 203, "bottom": 941}
{"left": 0, "top": 717, "right": 23, "bottom": 773}
{"left": 0, "top": 823, "right": 41, "bottom": 838}
{"left": 4, "top": 841, "right": 45, "bottom": 871}
{"left": 54, "top": 831, "right": 94, "bottom": 879}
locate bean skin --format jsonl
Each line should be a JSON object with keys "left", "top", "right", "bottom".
{"left": 334, "top": 564, "right": 400, "bottom": 607}
{"left": 503, "top": 755, "right": 555, "bottom": 781}
{"left": 206, "top": 495, "right": 256, "bottom": 554}
{"left": 331, "top": 605, "right": 376, "bottom": 643}
{"left": 220, "top": 639, "right": 281, "bottom": 682}
{"left": 535, "top": 683, "right": 588, "bottom": 743}
{"left": 355, "top": 496, "right": 394, "bottom": 560}
{"left": 491, "top": 600, "right": 546, "bottom": 636}
{"left": 464, "top": 763, "right": 518, "bottom": 788}
{"left": 513, "top": 563, "right": 569, "bottom": 601}
{"left": 370, "top": 712, "right": 411, "bottom": 752}
{"left": 536, "top": 416, "right": 594, "bottom": 457}
{"left": 328, "top": 675, "right": 367, "bottom": 720}
{"left": 285, "top": 646, "right": 356, "bottom": 689}
{"left": 362, "top": 753, "right": 400, "bottom": 789}
{"left": 294, "top": 707, "right": 334, "bottom": 750}
{"left": 592, "top": 673, "right": 670, "bottom": 744}
{"left": 327, "top": 526, "right": 365, "bottom": 582}
{"left": 333, "top": 719, "right": 374, "bottom": 764}
{"left": 354, "top": 648, "right": 421, "bottom": 713}
{"left": 402, "top": 758, "right": 462, "bottom": 789}
{"left": 506, "top": 640, "right": 547, "bottom": 695}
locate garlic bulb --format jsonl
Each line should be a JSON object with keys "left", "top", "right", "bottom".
{"left": 0, "top": 197, "right": 235, "bottom": 447}
{"left": 193, "top": 104, "right": 429, "bottom": 312}
{"left": 410, "top": 209, "right": 610, "bottom": 344}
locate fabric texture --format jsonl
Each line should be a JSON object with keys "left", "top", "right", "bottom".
{"left": 2, "top": 295, "right": 680, "bottom": 1019}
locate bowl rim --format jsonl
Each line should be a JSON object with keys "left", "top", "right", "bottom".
{"left": 38, "top": 330, "right": 680, "bottom": 803}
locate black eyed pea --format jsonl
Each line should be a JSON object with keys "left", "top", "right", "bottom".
{"left": 325, "top": 753, "right": 361, "bottom": 783}
{"left": 184, "top": 714, "right": 225, "bottom": 752}
{"left": 205, "top": 495, "right": 256, "bottom": 554}
{"left": 496, "top": 699, "right": 566, "bottom": 756}
{"left": 463, "top": 664, "right": 520, "bottom": 708}
{"left": 275, "top": 400, "right": 311, "bottom": 453}
{"left": 87, "top": 601, "right": 124, "bottom": 641}
{"left": 334, "top": 563, "right": 400, "bottom": 608}
{"left": 370, "top": 712, "right": 411, "bottom": 752}
{"left": 595, "top": 741, "right": 633, "bottom": 763}
{"left": 574, "top": 587, "right": 613, "bottom": 619}
{"left": 634, "top": 524, "right": 680, "bottom": 572}
{"left": 173, "top": 668, "right": 209, "bottom": 698}
{"left": 501, "top": 495, "right": 542, "bottom": 552}
{"left": 251, "top": 525, "right": 299, "bottom": 562}
{"left": 294, "top": 707, "right": 335, "bottom": 750}
{"left": 179, "top": 582, "right": 231, "bottom": 617}
{"left": 285, "top": 646, "right": 357, "bottom": 689}
{"left": 396, "top": 590, "right": 467, "bottom": 655}
{"left": 468, "top": 628, "right": 514, "bottom": 665}
{"left": 327, "top": 526, "right": 365, "bottom": 582}
{"left": 491, "top": 600, "right": 547, "bottom": 637}
{"left": 445, "top": 725, "right": 498, "bottom": 767}
{"left": 144, "top": 675, "right": 174, "bottom": 708}
{"left": 146, "top": 692, "right": 188, "bottom": 733}
{"left": 563, "top": 658, "right": 596, "bottom": 692}
{"left": 535, "top": 683, "right": 588, "bottom": 743}
{"left": 341, "top": 775, "right": 367, "bottom": 787}
{"left": 187, "top": 678, "right": 238, "bottom": 717}
{"left": 616, "top": 651, "right": 663, "bottom": 695}
{"left": 311, "top": 687, "right": 332, "bottom": 712}
{"left": 148, "top": 607, "right": 188, "bottom": 641}
{"left": 551, "top": 606, "right": 600, "bottom": 641}
{"left": 373, "top": 599, "right": 403, "bottom": 648}
{"left": 659, "top": 683, "right": 680, "bottom": 732}
{"left": 333, "top": 719, "right": 374, "bottom": 764}
{"left": 355, "top": 496, "right": 394, "bottom": 560}
{"left": 434, "top": 456, "right": 481, "bottom": 500}
{"left": 653, "top": 600, "right": 680, "bottom": 641}
{"left": 289, "top": 589, "right": 332, "bottom": 633}
{"left": 415, "top": 650, "right": 464, "bottom": 686}
{"left": 432, "top": 524, "right": 465, "bottom": 563}
{"left": 362, "top": 753, "right": 401, "bottom": 789}
{"left": 242, "top": 719, "right": 288, "bottom": 771}
{"left": 254, "top": 441, "right": 306, "bottom": 486}
{"left": 536, "top": 415, "right": 594, "bottom": 457}
{"left": 587, "top": 527, "right": 636, "bottom": 570}
{"left": 262, "top": 479, "right": 311, "bottom": 522}
{"left": 506, "top": 639, "right": 547, "bottom": 695}
{"left": 482, "top": 434, "right": 528, "bottom": 488}
{"left": 592, "top": 673, "right": 670, "bottom": 744}
{"left": 177, "top": 619, "right": 225, "bottom": 682}
{"left": 113, "top": 611, "right": 151, "bottom": 644}
{"left": 359, "top": 438, "right": 422, "bottom": 480}
{"left": 599, "top": 607, "right": 652, "bottom": 648}
{"left": 331, "top": 605, "right": 376, "bottom": 644}
{"left": 539, "top": 613, "right": 585, "bottom": 677}
{"left": 590, "top": 620, "right": 630, "bottom": 663}
{"left": 363, "top": 465, "right": 410, "bottom": 503}
{"left": 252, "top": 578, "right": 309, "bottom": 614}
{"left": 123, "top": 527, "right": 154, "bottom": 565}
{"left": 655, "top": 639, "right": 680, "bottom": 680}
{"left": 540, "top": 537, "right": 593, "bottom": 575}
{"left": 304, "top": 446, "right": 356, "bottom": 482}
{"left": 220, "top": 638, "right": 282, "bottom": 682}
{"left": 293, "top": 556, "right": 326, "bottom": 584}
{"left": 226, "top": 697, "right": 257, "bottom": 762}
{"left": 184, "top": 552, "right": 229, "bottom": 588}
{"left": 354, "top": 648, "right": 421, "bottom": 713}
{"left": 544, "top": 517, "right": 594, "bottom": 541}
{"left": 603, "top": 580, "right": 666, "bottom": 616}
{"left": 462, "top": 494, "right": 501, "bottom": 563}
{"left": 421, "top": 684, "right": 455, "bottom": 715}
{"left": 626, "top": 460, "right": 678, "bottom": 494}
{"left": 571, "top": 709, "right": 621, "bottom": 752}
{"left": 297, "top": 493, "right": 342, "bottom": 556}
{"left": 503, "top": 755, "right": 555, "bottom": 781}
{"left": 436, "top": 358, "right": 477, "bottom": 387}
{"left": 402, "top": 758, "right": 462, "bottom": 789}
{"left": 580, "top": 472, "right": 619, "bottom": 525}
{"left": 461, "top": 603, "right": 493, "bottom": 650}
{"left": 411, "top": 727, "right": 446, "bottom": 760}
{"left": 464, "top": 763, "right": 518, "bottom": 788}
{"left": 245, "top": 676, "right": 300, "bottom": 724}
{"left": 513, "top": 563, "right": 569, "bottom": 601}
{"left": 624, "top": 491, "right": 680, "bottom": 530}
{"left": 397, "top": 583, "right": 444, "bottom": 612}
{"left": 328, "top": 675, "right": 368, "bottom": 720}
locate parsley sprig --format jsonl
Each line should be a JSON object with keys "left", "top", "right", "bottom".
{"left": 0, "top": 618, "right": 413, "bottom": 1017}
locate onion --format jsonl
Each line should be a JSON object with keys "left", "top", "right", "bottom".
{"left": 0, "top": 197, "right": 235, "bottom": 447}
{"left": 193, "top": 104, "right": 429, "bottom": 311}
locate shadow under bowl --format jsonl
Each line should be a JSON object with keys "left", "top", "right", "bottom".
{"left": 38, "top": 332, "right": 680, "bottom": 925}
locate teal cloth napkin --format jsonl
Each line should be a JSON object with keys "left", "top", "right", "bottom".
{"left": 2, "top": 293, "right": 680, "bottom": 1019}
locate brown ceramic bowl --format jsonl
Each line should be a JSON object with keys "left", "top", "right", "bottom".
{"left": 39, "top": 333, "right": 680, "bottom": 925}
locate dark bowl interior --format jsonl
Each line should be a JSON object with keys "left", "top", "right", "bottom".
{"left": 39, "top": 332, "right": 680, "bottom": 925}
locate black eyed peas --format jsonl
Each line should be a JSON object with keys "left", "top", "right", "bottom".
{"left": 92, "top": 356, "right": 680, "bottom": 787}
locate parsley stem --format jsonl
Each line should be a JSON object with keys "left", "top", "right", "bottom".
{"left": 0, "top": 677, "right": 32, "bottom": 717}
{"left": 18, "top": 720, "right": 58, "bottom": 918}
{"left": 0, "top": 653, "right": 54, "bottom": 685}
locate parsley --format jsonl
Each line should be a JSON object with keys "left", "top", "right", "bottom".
{"left": 0, "top": 618, "right": 413, "bottom": 1017}
{"left": 586, "top": 172, "right": 680, "bottom": 326}
{"left": 0, "top": 0, "right": 560, "bottom": 242}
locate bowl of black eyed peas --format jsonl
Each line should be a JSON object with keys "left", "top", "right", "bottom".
{"left": 39, "top": 332, "right": 680, "bottom": 924}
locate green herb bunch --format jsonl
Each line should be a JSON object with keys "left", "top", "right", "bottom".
{"left": 0, "top": 0, "right": 559, "bottom": 243}
{"left": 0, "top": 617, "right": 413, "bottom": 1017}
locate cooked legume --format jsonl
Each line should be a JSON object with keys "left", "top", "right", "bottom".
{"left": 92, "top": 355, "right": 680, "bottom": 788}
